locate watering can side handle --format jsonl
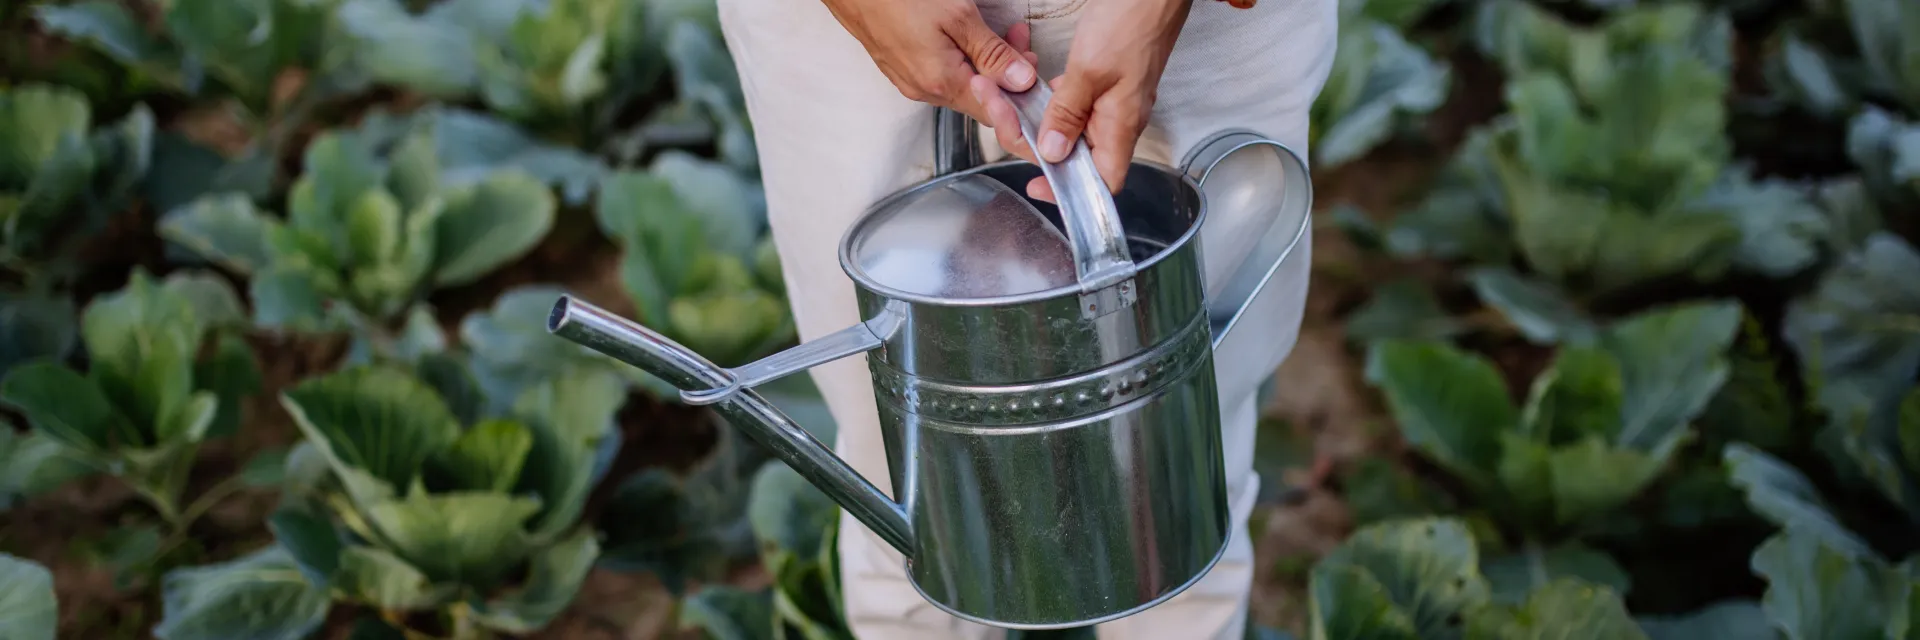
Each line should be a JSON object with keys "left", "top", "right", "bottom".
{"left": 547, "top": 295, "right": 915, "bottom": 556}
{"left": 934, "top": 106, "right": 985, "bottom": 177}
{"left": 1178, "top": 131, "right": 1314, "bottom": 348}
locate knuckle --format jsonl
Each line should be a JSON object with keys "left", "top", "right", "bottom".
{"left": 895, "top": 82, "right": 930, "bottom": 103}
{"left": 969, "top": 40, "right": 1016, "bottom": 71}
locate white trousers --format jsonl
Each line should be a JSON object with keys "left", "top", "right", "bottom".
{"left": 715, "top": 1, "right": 1337, "bottom": 638}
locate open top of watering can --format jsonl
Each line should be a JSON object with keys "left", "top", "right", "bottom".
{"left": 845, "top": 82, "right": 1141, "bottom": 314}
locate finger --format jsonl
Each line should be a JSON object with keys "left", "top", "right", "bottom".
{"left": 1037, "top": 73, "right": 1099, "bottom": 164}
{"left": 1026, "top": 176, "right": 1057, "bottom": 203}
{"left": 1007, "top": 22, "right": 1032, "bottom": 54}
{"left": 971, "top": 76, "right": 1037, "bottom": 164}
{"left": 945, "top": 14, "right": 1036, "bottom": 91}
{"left": 1085, "top": 96, "right": 1147, "bottom": 194}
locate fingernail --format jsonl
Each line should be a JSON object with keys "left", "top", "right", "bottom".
{"left": 1006, "top": 61, "right": 1035, "bottom": 88}
{"left": 1040, "top": 130, "right": 1069, "bottom": 162}
{"left": 970, "top": 81, "right": 986, "bottom": 105}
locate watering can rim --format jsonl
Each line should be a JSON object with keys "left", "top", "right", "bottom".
{"left": 835, "top": 156, "right": 1209, "bottom": 309}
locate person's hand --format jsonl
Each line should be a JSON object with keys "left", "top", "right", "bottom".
{"left": 972, "top": 0, "right": 1195, "bottom": 202}
{"left": 821, "top": 0, "right": 1040, "bottom": 125}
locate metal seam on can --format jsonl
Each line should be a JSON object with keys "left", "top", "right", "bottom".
{"left": 868, "top": 310, "right": 1214, "bottom": 425}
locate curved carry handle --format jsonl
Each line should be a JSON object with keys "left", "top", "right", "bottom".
{"left": 933, "top": 96, "right": 1137, "bottom": 297}
{"left": 1001, "top": 83, "right": 1137, "bottom": 294}
{"left": 547, "top": 296, "right": 915, "bottom": 556}
{"left": 1177, "top": 131, "right": 1314, "bottom": 349}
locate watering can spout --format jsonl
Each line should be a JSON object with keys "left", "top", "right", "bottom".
{"left": 546, "top": 295, "right": 915, "bottom": 557}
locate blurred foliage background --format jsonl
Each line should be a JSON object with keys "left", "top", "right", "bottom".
{"left": 0, "top": 0, "right": 1913, "bottom": 637}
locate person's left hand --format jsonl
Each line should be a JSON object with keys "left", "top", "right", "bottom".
{"left": 971, "top": 0, "right": 1194, "bottom": 202}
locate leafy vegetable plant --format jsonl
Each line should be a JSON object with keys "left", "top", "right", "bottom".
{"left": 596, "top": 164, "right": 792, "bottom": 368}
{"left": 1310, "top": 0, "right": 1451, "bottom": 168}
{"left": 338, "top": 0, "right": 645, "bottom": 128}
{"left": 1784, "top": 231, "right": 1920, "bottom": 480}
{"left": 159, "top": 128, "right": 556, "bottom": 362}
{"left": 35, "top": 0, "right": 354, "bottom": 112}
{"left": 1725, "top": 443, "right": 1920, "bottom": 638}
{"left": 1364, "top": 301, "right": 1740, "bottom": 582}
{"left": 1384, "top": 2, "right": 1829, "bottom": 299}
{"left": 1844, "top": 107, "right": 1920, "bottom": 211}
{"left": 1305, "top": 517, "right": 1776, "bottom": 639}
{"left": 1761, "top": 0, "right": 1920, "bottom": 118}
{"left": 0, "top": 270, "right": 258, "bottom": 528}
{"left": 154, "top": 361, "right": 621, "bottom": 639}
{"left": 1304, "top": 517, "right": 1638, "bottom": 639}
{"left": 36, "top": 0, "right": 367, "bottom": 196}
{"left": 0, "top": 553, "right": 58, "bottom": 640}
{"left": 674, "top": 463, "right": 851, "bottom": 640}
{"left": 0, "top": 82, "right": 153, "bottom": 285}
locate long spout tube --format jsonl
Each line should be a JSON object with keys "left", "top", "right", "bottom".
{"left": 547, "top": 295, "right": 914, "bottom": 555}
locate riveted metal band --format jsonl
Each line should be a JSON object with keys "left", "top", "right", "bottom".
{"left": 869, "top": 312, "right": 1214, "bottom": 426}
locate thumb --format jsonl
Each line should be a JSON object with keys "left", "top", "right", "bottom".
{"left": 947, "top": 18, "right": 1036, "bottom": 92}
{"left": 1037, "top": 75, "right": 1095, "bottom": 164}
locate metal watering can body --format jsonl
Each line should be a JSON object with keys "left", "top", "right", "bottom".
{"left": 550, "top": 106, "right": 1312, "bottom": 629}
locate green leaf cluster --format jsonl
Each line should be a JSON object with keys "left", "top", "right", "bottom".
{"left": 0, "top": 553, "right": 58, "bottom": 640}
{"left": 676, "top": 463, "right": 851, "bottom": 640}
{"left": 35, "top": 0, "right": 348, "bottom": 111}
{"left": 153, "top": 362, "right": 619, "bottom": 637}
{"left": 1761, "top": 0, "right": 1920, "bottom": 118}
{"left": 1304, "top": 518, "right": 1664, "bottom": 640}
{"left": 0, "top": 83, "right": 154, "bottom": 272}
{"left": 597, "top": 164, "right": 791, "bottom": 367}
{"left": 1377, "top": 2, "right": 1834, "bottom": 296}
{"left": 1366, "top": 302, "right": 1742, "bottom": 535}
{"left": 1310, "top": 0, "right": 1452, "bottom": 169}
{"left": 159, "top": 129, "right": 556, "bottom": 336}
{"left": 1726, "top": 444, "right": 1920, "bottom": 638}
{"left": 0, "top": 270, "right": 255, "bottom": 522}
{"left": 337, "top": 0, "right": 651, "bottom": 126}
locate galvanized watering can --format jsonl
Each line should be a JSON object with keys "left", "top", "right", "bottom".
{"left": 549, "top": 86, "right": 1311, "bottom": 629}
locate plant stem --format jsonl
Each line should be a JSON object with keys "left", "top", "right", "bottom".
{"left": 447, "top": 602, "right": 486, "bottom": 640}
{"left": 177, "top": 474, "right": 251, "bottom": 530}
{"left": 129, "top": 481, "right": 184, "bottom": 528}
{"left": 150, "top": 472, "right": 254, "bottom": 558}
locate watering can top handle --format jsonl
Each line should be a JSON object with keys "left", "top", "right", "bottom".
{"left": 933, "top": 100, "right": 1137, "bottom": 294}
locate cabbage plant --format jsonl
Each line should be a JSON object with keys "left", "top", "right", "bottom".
{"left": 153, "top": 363, "right": 620, "bottom": 639}
{"left": 1365, "top": 301, "right": 1740, "bottom": 541}
{"left": 1309, "top": 0, "right": 1450, "bottom": 169}
{"left": 674, "top": 463, "right": 851, "bottom": 640}
{"left": 34, "top": 0, "right": 356, "bottom": 121}
{"left": 0, "top": 553, "right": 57, "bottom": 640}
{"left": 336, "top": 0, "right": 658, "bottom": 137}
{"left": 159, "top": 128, "right": 556, "bottom": 362}
{"left": 1845, "top": 107, "right": 1920, "bottom": 210}
{"left": 596, "top": 164, "right": 792, "bottom": 368}
{"left": 1761, "top": 0, "right": 1920, "bottom": 119}
{"left": 1304, "top": 518, "right": 1634, "bottom": 639}
{"left": 1303, "top": 517, "right": 1769, "bottom": 639}
{"left": 0, "top": 269, "right": 257, "bottom": 525}
{"left": 1386, "top": 2, "right": 1829, "bottom": 297}
{"left": 1725, "top": 444, "right": 1920, "bottom": 639}
{"left": 1784, "top": 232, "right": 1920, "bottom": 506}
{"left": 0, "top": 83, "right": 153, "bottom": 282}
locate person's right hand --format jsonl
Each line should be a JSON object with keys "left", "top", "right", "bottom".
{"left": 820, "top": 0, "right": 1038, "bottom": 124}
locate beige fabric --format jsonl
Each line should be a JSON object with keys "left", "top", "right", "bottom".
{"left": 714, "top": 0, "right": 1337, "bottom": 637}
